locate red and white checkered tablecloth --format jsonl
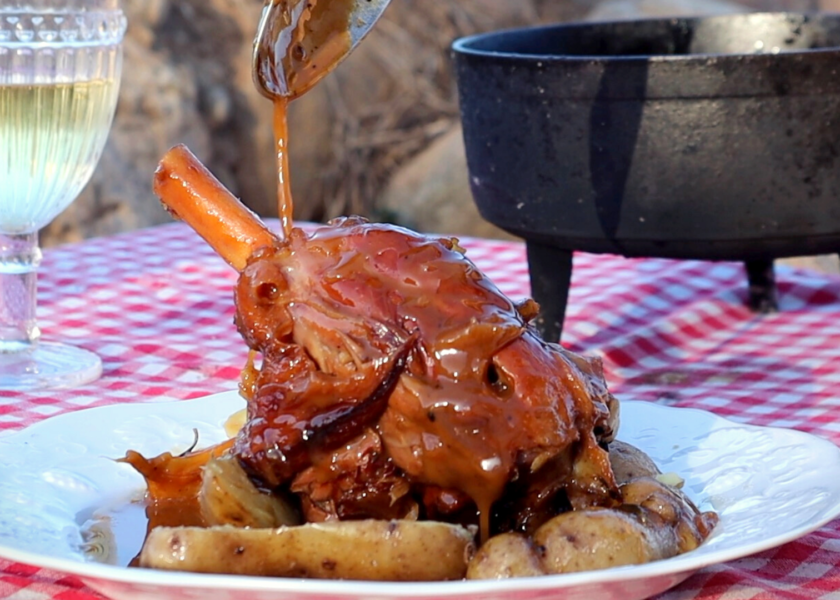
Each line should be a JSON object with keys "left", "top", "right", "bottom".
{"left": 2, "top": 221, "right": 840, "bottom": 599}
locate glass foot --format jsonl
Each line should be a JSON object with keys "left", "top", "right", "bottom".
{"left": 0, "top": 342, "right": 102, "bottom": 391}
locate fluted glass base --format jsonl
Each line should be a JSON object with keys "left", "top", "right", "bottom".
{"left": 0, "top": 342, "right": 101, "bottom": 391}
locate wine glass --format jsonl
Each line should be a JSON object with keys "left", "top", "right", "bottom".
{"left": 0, "top": 0, "right": 125, "bottom": 390}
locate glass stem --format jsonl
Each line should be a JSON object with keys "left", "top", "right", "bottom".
{"left": 0, "top": 232, "right": 42, "bottom": 353}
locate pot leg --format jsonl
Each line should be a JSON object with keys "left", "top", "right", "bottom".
{"left": 525, "top": 241, "right": 573, "bottom": 343}
{"left": 745, "top": 259, "right": 778, "bottom": 313}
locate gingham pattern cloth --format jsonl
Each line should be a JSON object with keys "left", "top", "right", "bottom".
{"left": 2, "top": 221, "right": 840, "bottom": 599}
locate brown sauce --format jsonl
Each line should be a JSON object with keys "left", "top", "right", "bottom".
{"left": 273, "top": 97, "right": 293, "bottom": 239}
{"left": 256, "top": 0, "right": 356, "bottom": 237}
{"left": 119, "top": 442, "right": 231, "bottom": 562}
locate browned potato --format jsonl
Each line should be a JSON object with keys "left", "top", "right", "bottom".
{"left": 532, "top": 509, "right": 675, "bottom": 574}
{"left": 608, "top": 440, "right": 660, "bottom": 484}
{"left": 620, "top": 477, "right": 718, "bottom": 553}
{"left": 140, "top": 520, "right": 475, "bottom": 581}
{"left": 466, "top": 532, "right": 545, "bottom": 579}
{"left": 200, "top": 455, "right": 300, "bottom": 528}
{"left": 466, "top": 443, "right": 717, "bottom": 579}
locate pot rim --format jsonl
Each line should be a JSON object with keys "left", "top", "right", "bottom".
{"left": 451, "top": 11, "right": 840, "bottom": 64}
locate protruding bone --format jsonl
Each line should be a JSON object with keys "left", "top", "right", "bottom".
{"left": 153, "top": 145, "right": 279, "bottom": 271}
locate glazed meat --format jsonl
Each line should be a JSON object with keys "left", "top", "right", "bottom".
{"left": 132, "top": 146, "right": 717, "bottom": 580}
{"left": 151, "top": 145, "right": 623, "bottom": 538}
{"left": 230, "top": 216, "right": 621, "bottom": 536}
{"left": 123, "top": 1, "right": 719, "bottom": 574}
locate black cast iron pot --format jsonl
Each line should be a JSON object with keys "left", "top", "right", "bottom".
{"left": 453, "top": 12, "right": 840, "bottom": 341}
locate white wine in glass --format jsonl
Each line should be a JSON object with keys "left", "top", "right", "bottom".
{"left": 0, "top": 0, "right": 126, "bottom": 390}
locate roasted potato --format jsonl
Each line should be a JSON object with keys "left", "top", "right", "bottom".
{"left": 140, "top": 520, "right": 475, "bottom": 581}
{"left": 466, "top": 532, "right": 545, "bottom": 579}
{"left": 608, "top": 440, "right": 660, "bottom": 484}
{"left": 620, "top": 476, "right": 718, "bottom": 553}
{"left": 533, "top": 508, "right": 676, "bottom": 574}
{"left": 200, "top": 455, "right": 300, "bottom": 528}
{"left": 467, "top": 443, "right": 719, "bottom": 579}
{"left": 467, "top": 507, "right": 681, "bottom": 578}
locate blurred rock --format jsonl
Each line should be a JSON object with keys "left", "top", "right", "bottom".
{"left": 376, "top": 125, "right": 515, "bottom": 240}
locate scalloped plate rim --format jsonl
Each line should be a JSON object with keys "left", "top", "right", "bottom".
{"left": 0, "top": 392, "right": 839, "bottom": 599}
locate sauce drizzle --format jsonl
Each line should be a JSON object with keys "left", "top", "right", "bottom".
{"left": 273, "top": 97, "right": 293, "bottom": 240}
{"left": 256, "top": 0, "right": 356, "bottom": 236}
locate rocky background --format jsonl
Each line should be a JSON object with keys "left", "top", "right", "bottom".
{"left": 42, "top": 0, "right": 840, "bottom": 274}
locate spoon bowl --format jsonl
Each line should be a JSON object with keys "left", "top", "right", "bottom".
{"left": 253, "top": 0, "right": 391, "bottom": 99}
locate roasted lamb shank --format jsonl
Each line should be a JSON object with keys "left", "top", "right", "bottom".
{"left": 153, "top": 145, "right": 620, "bottom": 539}
{"left": 128, "top": 146, "right": 715, "bottom": 581}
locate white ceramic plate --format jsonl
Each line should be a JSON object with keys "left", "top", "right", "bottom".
{"left": 1, "top": 393, "right": 840, "bottom": 600}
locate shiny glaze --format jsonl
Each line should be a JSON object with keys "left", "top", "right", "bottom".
{"left": 232, "top": 217, "right": 620, "bottom": 537}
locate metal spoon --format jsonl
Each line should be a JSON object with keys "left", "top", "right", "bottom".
{"left": 253, "top": 0, "right": 391, "bottom": 100}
